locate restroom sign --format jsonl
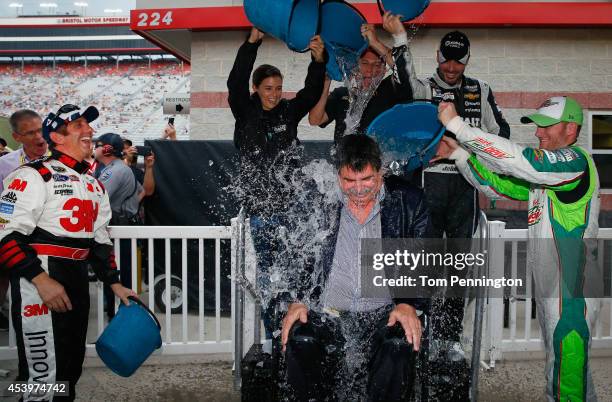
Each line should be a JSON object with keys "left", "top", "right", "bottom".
{"left": 163, "top": 93, "right": 190, "bottom": 115}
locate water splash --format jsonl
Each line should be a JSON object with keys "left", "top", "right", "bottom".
{"left": 335, "top": 47, "right": 386, "bottom": 137}
{"left": 225, "top": 147, "right": 340, "bottom": 312}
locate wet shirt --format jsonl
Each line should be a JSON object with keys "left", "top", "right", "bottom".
{"left": 322, "top": 186, "right": 392, "bottom": 312}
{"left": 97, "top": 159, "right": 142, "bottom": 217}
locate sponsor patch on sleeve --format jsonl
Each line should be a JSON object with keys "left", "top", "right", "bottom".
{"left": 0, "top": 203, "right": 15, "bottom": 215}
{"left": 542, "top": 148, "right": 579, "bottom": 164}
{"left": 99, "top": 170, "right": 112, "bottom": 182}
{"left": 464, "top": 138, "right": 514, "bottom": 159}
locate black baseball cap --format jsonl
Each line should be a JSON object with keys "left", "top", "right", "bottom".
{"left": 438, "top": 31, "right": 470, "bottom": 64}
{"left": 94, "top": 133, "right": 124, "bottom": 157}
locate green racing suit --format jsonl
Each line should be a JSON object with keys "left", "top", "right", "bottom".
{"left": 445, "top": 116, "right": 601, "bottom": 402}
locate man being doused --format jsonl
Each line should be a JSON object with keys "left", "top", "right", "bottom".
{"left": 309, "top": 12, "right": 413, "bottom": 143}
{"left": 227, "top": 26, "right": 327, "bottom": 335}
{"left": 280, "top": 134, "right": 430, "bottom": 401}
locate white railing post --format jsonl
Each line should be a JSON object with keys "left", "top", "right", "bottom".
{"left": 485, "top": 220, "right": 506, "bottom": 367}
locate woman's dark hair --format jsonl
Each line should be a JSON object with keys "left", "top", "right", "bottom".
{"left": 252, "top": 64, "right": 283, "bottom": 88}
{"left": 335, "top": 134, "right": 382, "bottom": 172}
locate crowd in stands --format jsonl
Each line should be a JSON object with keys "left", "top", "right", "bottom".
{"left": 0, "top": 60, "right": 189, "bottom": 144}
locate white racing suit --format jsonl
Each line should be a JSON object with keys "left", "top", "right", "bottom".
{"left": 446, "top": 116, "right": 600, "bottom": 402}
{"left": 0, "top": 150, "right": 119, "bottom": 401}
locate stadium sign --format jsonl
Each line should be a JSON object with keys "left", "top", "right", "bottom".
{"left": 163, "top": 94, "right": 190, "bottom": 115}
{"left": 0, "top": 17, "right": 129, "bottom": 26}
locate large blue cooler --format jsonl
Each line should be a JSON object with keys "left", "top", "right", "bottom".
{"left": 377, "top": 0, "right": 431, "bottom": 21}
{"left": 96, "top": 296, "right": 162, "bottom": 377}
{"left": 320, "top": 0, "right": 368, "bottom": 81}
{"left": 243, "top": 0, "right": 320, "bottom": 52}
{"left": 366, "top": 102, "right": 445, "bottom": 172}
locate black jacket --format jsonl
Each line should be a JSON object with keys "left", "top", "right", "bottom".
{"left": 293, "top": 175, "right": 431, "bottom": 312}
{"left": 227, "top": 39, "right": 327, "bottom": 161}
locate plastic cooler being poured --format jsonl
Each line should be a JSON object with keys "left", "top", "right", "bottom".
{"left": 319, "top": 0, "right": 368, "bottom": 81}
{"left": 243, "top": 0, "right": 320, "bottom": 52}
{"left": 366, "top": 102, "right": 445, "bottom": 173}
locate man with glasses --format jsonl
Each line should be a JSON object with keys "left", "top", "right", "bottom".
{"left": 308, "top": 14, "right": 413, "bottom": 143}
{"left": 0, "top": 104, "right": 136, "bottom": 401}
{"left": 0, "top": 110, "right": 49, "bottom": 332}
{"left": 0, "top": 110, "right": 49, "bottom": 193}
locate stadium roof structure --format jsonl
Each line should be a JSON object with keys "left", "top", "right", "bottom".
{"left": 0, "top": 16, "right": 163, "bottom": 57}
{"left": 130, "top": 1, "right": 612, "bottom": 64}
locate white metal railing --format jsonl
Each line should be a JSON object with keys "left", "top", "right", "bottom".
{"left": 485, "top": 223, "right": 612, "bottom": 365}
{"left": 1, "top": 222, "right": 610, "bottom": 368}
{"left": 0, "top": 226, "right": 233, "bottom": 360}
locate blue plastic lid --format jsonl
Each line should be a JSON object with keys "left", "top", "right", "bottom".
{"left": 377, "top": 0, "right": 431, "bottom": 22}
{"left": 320, "top": 0, "right": 368, "bottom": 81}
{"left": 244, "top": 0, "right": 320, "bottom": 52}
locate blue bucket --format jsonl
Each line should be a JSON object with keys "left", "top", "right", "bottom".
{"left": 366, "top": 102, "right": 445, "bottom": 172}
{"left": 377, "top": 0, "right": 431, "bottom": 21}
{"left": 96, "top": 296, "right": 162, "bottom": 377}
{"left": 320, "top": 0, "right": 368, "bottom": 81}
{"left": 244, "top": 0, "right": 320, "bottom": 52}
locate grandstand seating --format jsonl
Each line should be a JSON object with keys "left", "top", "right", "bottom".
{"left": 0, "top": 60, "right": 190, "bottom": 144}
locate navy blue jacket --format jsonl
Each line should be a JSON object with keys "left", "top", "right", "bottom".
{"left": 294, "top": 175, "right": 431, "bottom": 312}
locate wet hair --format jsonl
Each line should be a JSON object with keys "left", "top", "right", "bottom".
{"left": 335, "top": 134, "right": 382, "bottom": 172}
{"left": 252, "top": 64, "right": 283, "bottom": 88}
{"left": 9, "top": 109, "right": 40, "bottom": 133}
{"left": 360, "top": 47, "right": 382, "bottom": 60}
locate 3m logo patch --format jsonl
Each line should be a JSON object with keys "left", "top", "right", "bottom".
{"left": 23, "top": 304, "right": 49, "bottom": 317}
{"left": 59, "top": 198, "right": 99, "bottom": 233}
{"left": 465, "top": 138, "right": 514, "bottom": 159}
{"left": 8, "top": 179, "right": 27, "bottom": 192}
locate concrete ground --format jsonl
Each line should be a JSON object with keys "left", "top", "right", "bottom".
{"left": 1, "top": 355, "right": 612, "bottom": 401}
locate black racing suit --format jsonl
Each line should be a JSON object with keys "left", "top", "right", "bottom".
{"left": 0, "top": 151, "right": 119, "bottom": 401}
{"left": 393, "top": 36, "right": 510, "bottom": 396}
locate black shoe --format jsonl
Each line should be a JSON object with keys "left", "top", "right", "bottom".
{"left": 0, "top": 312, "right": 9, "bottom": 332}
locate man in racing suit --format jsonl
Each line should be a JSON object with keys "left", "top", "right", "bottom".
{"left": 386, "top": 22, "right": 511, "bottom": 395}
{"left": 437, "top": 96, "right": 600, "bottom": 402}
{"left": 0, "top": 104, "right": 136, "bottom": 401}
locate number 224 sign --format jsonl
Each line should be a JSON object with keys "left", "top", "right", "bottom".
{"left": 136, "top": 11, "right": 173, "bottom": 28}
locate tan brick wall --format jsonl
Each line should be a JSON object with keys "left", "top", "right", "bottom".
{"left": 190, "top": 27, "right": 612, "bottom": 146}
